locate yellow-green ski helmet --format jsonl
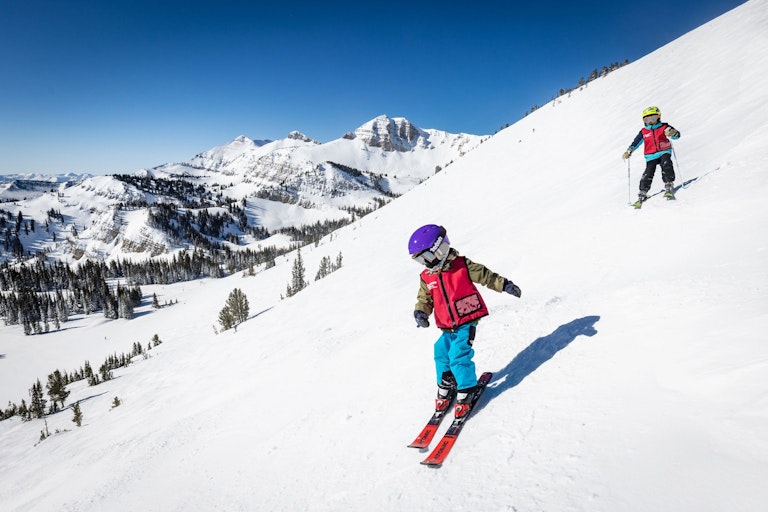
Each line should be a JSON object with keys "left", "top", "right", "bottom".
{"left": 642, "top": 105, "right": 661, "bottom": 118}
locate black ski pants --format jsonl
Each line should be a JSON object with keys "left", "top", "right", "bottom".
{"left": 639, "top": 153, "right": 675, "bottom": 193}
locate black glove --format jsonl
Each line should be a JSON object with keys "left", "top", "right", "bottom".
{"left": 503, "top": 279, "right": 522, "bottom": 298}
{"left": 414, "top": 310, "right": 430, "bottom": 328}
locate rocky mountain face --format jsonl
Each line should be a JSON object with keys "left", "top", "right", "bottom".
{"left": 343, "top": 115, "right": 425, "bottom": 151}
{"left": 1, "top": 115, "right": 486, "bottom": 265}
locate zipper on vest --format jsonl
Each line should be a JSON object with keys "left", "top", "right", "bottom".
{"left": 437, "top": 272, "right": 457, "bottom": 328}
{"left": 652, "top": 124, "right": 667, "bottom": 152}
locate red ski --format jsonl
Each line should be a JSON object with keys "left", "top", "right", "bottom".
{"left": 408, "top": 397, "right": 455, "bottom": 450}
{"left": 420, "top": 372, "right": 493, "bottom": 467}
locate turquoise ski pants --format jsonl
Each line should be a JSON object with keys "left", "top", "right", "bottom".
{"left": 433, "top": 322, "right": 477, "bottom": 390}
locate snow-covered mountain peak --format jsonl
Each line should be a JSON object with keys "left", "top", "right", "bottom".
{"left": 228, "top": 135, "right": 273, "bottom": 147}
{"left": 0, "top": 115, "right": 486, "bottom": 263}
{"left": 344, "top": 115, "right": 429, "bottom": 151}
{"left": 287, "top": 130, "right": 317, "bottom": 143}
{"left": 232, "top": 135, "right": 252, "bottom": 144}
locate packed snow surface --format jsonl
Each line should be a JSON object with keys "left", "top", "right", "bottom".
{"left": 1, "top": 1, "right": 767, "bottom": 510}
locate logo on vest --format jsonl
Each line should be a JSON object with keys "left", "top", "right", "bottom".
{"left": 455, "top": 294, "right": 482, "bottom": 317}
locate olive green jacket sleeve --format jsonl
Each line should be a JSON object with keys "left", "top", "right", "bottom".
{"left": 414, "top": 277, "right": 434, "bottom": 316}
{"left": 463, "top": 256, "right": 507, "bottom": 292}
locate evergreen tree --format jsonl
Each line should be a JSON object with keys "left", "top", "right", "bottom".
{"left": 46, "top": 370, "right": 70, "bottom": 409}
{"left": 334, "top": 252, "right": 343, "bottom": 271}
{"left": 72, "top": 402, "right": 83, "bottom": 427}
{"left": 29, "top": 379, "right": 46, "bottom": 419}
{"left": 118, "top": 290, "right": 135, "bottom": 319}
{"left": 286, "top": 249, "right": 308, "bottom": 297}
{"left": 103, "top": 293, "right": 118, "bottom": 319}
{"left": 315, "top": 256, "right": 331, "bottom": 281}
{"left": 39, "top": 420, "right": 50, "bottom": 442}
{"left": 218, "top": 288, "right": 249, "bottom": 330}
{"left": 2, "top": 401, "right": 17, "bottom": 421}
{"left": 99, "top": 363, "right": 113, "bottom": 382}
{"left": 227, "top": 288, "right": 249, "bottom": 325}
{"left": 84, "top": 360, "right": 99, "bottom": 386}
{"left": 218, "top": 305, "right": 235, "bottom": 331}
{"left": 19, "top": 399, "right": 30, "bottom": 421}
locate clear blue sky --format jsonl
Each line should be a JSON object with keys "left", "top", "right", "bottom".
{"left": 0, "top": 0, "right": 746, "bottom": 175}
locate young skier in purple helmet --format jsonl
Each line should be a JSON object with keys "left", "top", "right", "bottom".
{"left": 408, "top": 224, "right": 522, "bottom": 418}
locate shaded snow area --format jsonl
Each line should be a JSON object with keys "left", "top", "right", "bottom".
{"left": 1, "top": 1, "right": 767, "bottom": 510}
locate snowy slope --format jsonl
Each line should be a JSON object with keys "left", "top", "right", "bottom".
{"left": 1, "top": 1, "right": 767, "bottom": 511}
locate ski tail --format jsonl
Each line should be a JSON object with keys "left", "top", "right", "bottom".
{"left": 408, "top": 423, "right": 441, "bottom": 449}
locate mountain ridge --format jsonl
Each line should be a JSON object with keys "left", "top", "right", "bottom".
{"left": 0, "top": 115, "right": 486, "bottom": 265}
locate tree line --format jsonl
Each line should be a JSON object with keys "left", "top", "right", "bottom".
{"left": 496, "top": 59, "right": 632, "bottom": 131}
{"left": 0, "top": 260, "right": 143, "bottom": 334}
{"left": 1, "top": 334, "right": 163, "bottom": 422}
{"left": 1, "top": 209, "right": 366, "bottom": 334}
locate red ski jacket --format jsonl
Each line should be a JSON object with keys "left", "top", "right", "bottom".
{"left": 629, "top": 121, "right": 680, "bottom": 161}
{"left": 640, "top": 123, "right": 673, "bottom": 154}
{"left": 419, "top": 256, "right": 490, "bottom": 330}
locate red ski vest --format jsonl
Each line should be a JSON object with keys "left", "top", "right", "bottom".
{"left": 420, "top": 256, "right": 489, "bottom": 330}
{"left": 641, "top": 123, "right": 672, "bottom": 154}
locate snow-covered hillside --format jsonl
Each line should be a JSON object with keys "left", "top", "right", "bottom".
{"left": 0, "top": 173, "right": 91, "bottom": 201}
{"left": 1, "top": 1, "right": 767, "bottom": 511}
{"left": 0, "top": 115, "right": 483, "bottom": 264}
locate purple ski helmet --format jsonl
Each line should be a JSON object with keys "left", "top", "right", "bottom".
{"left": 408, "top": 224, "right": 450, "bottom": 268}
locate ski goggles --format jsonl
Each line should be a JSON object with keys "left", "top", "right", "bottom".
{"left": 643, "top": 114, "right": 660, "bottom": 125}
{"left": 412, "top": 249, "right": 440, "bottom": 267}
{"left": 412, "top": 240, "right": 450, "bottom": 268}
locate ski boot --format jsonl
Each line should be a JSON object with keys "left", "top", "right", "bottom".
{"left": 435, "top": 372, "right": 457, "bottom": 412}
{"left": 664, "top": 182, "right": 676, "bottom": 200}
{"left": 453, "top": 386, "right": 477, "bottom": 418}
{"left": 632, "top": 191, "right": 648, "bottom": 209}
{"left": 435, "top": 386, "right": 456, "bottom": 412}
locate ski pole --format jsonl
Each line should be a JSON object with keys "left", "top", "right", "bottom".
{"left": 671, "top": 143, "right": 685, "bottom": 188}
{"left": 626, "top": 158, "right": 632, "bottom": 204}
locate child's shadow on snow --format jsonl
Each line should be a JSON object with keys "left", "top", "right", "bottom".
{"left": 475, "top": 315, "right": 600, "bottom": 414}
